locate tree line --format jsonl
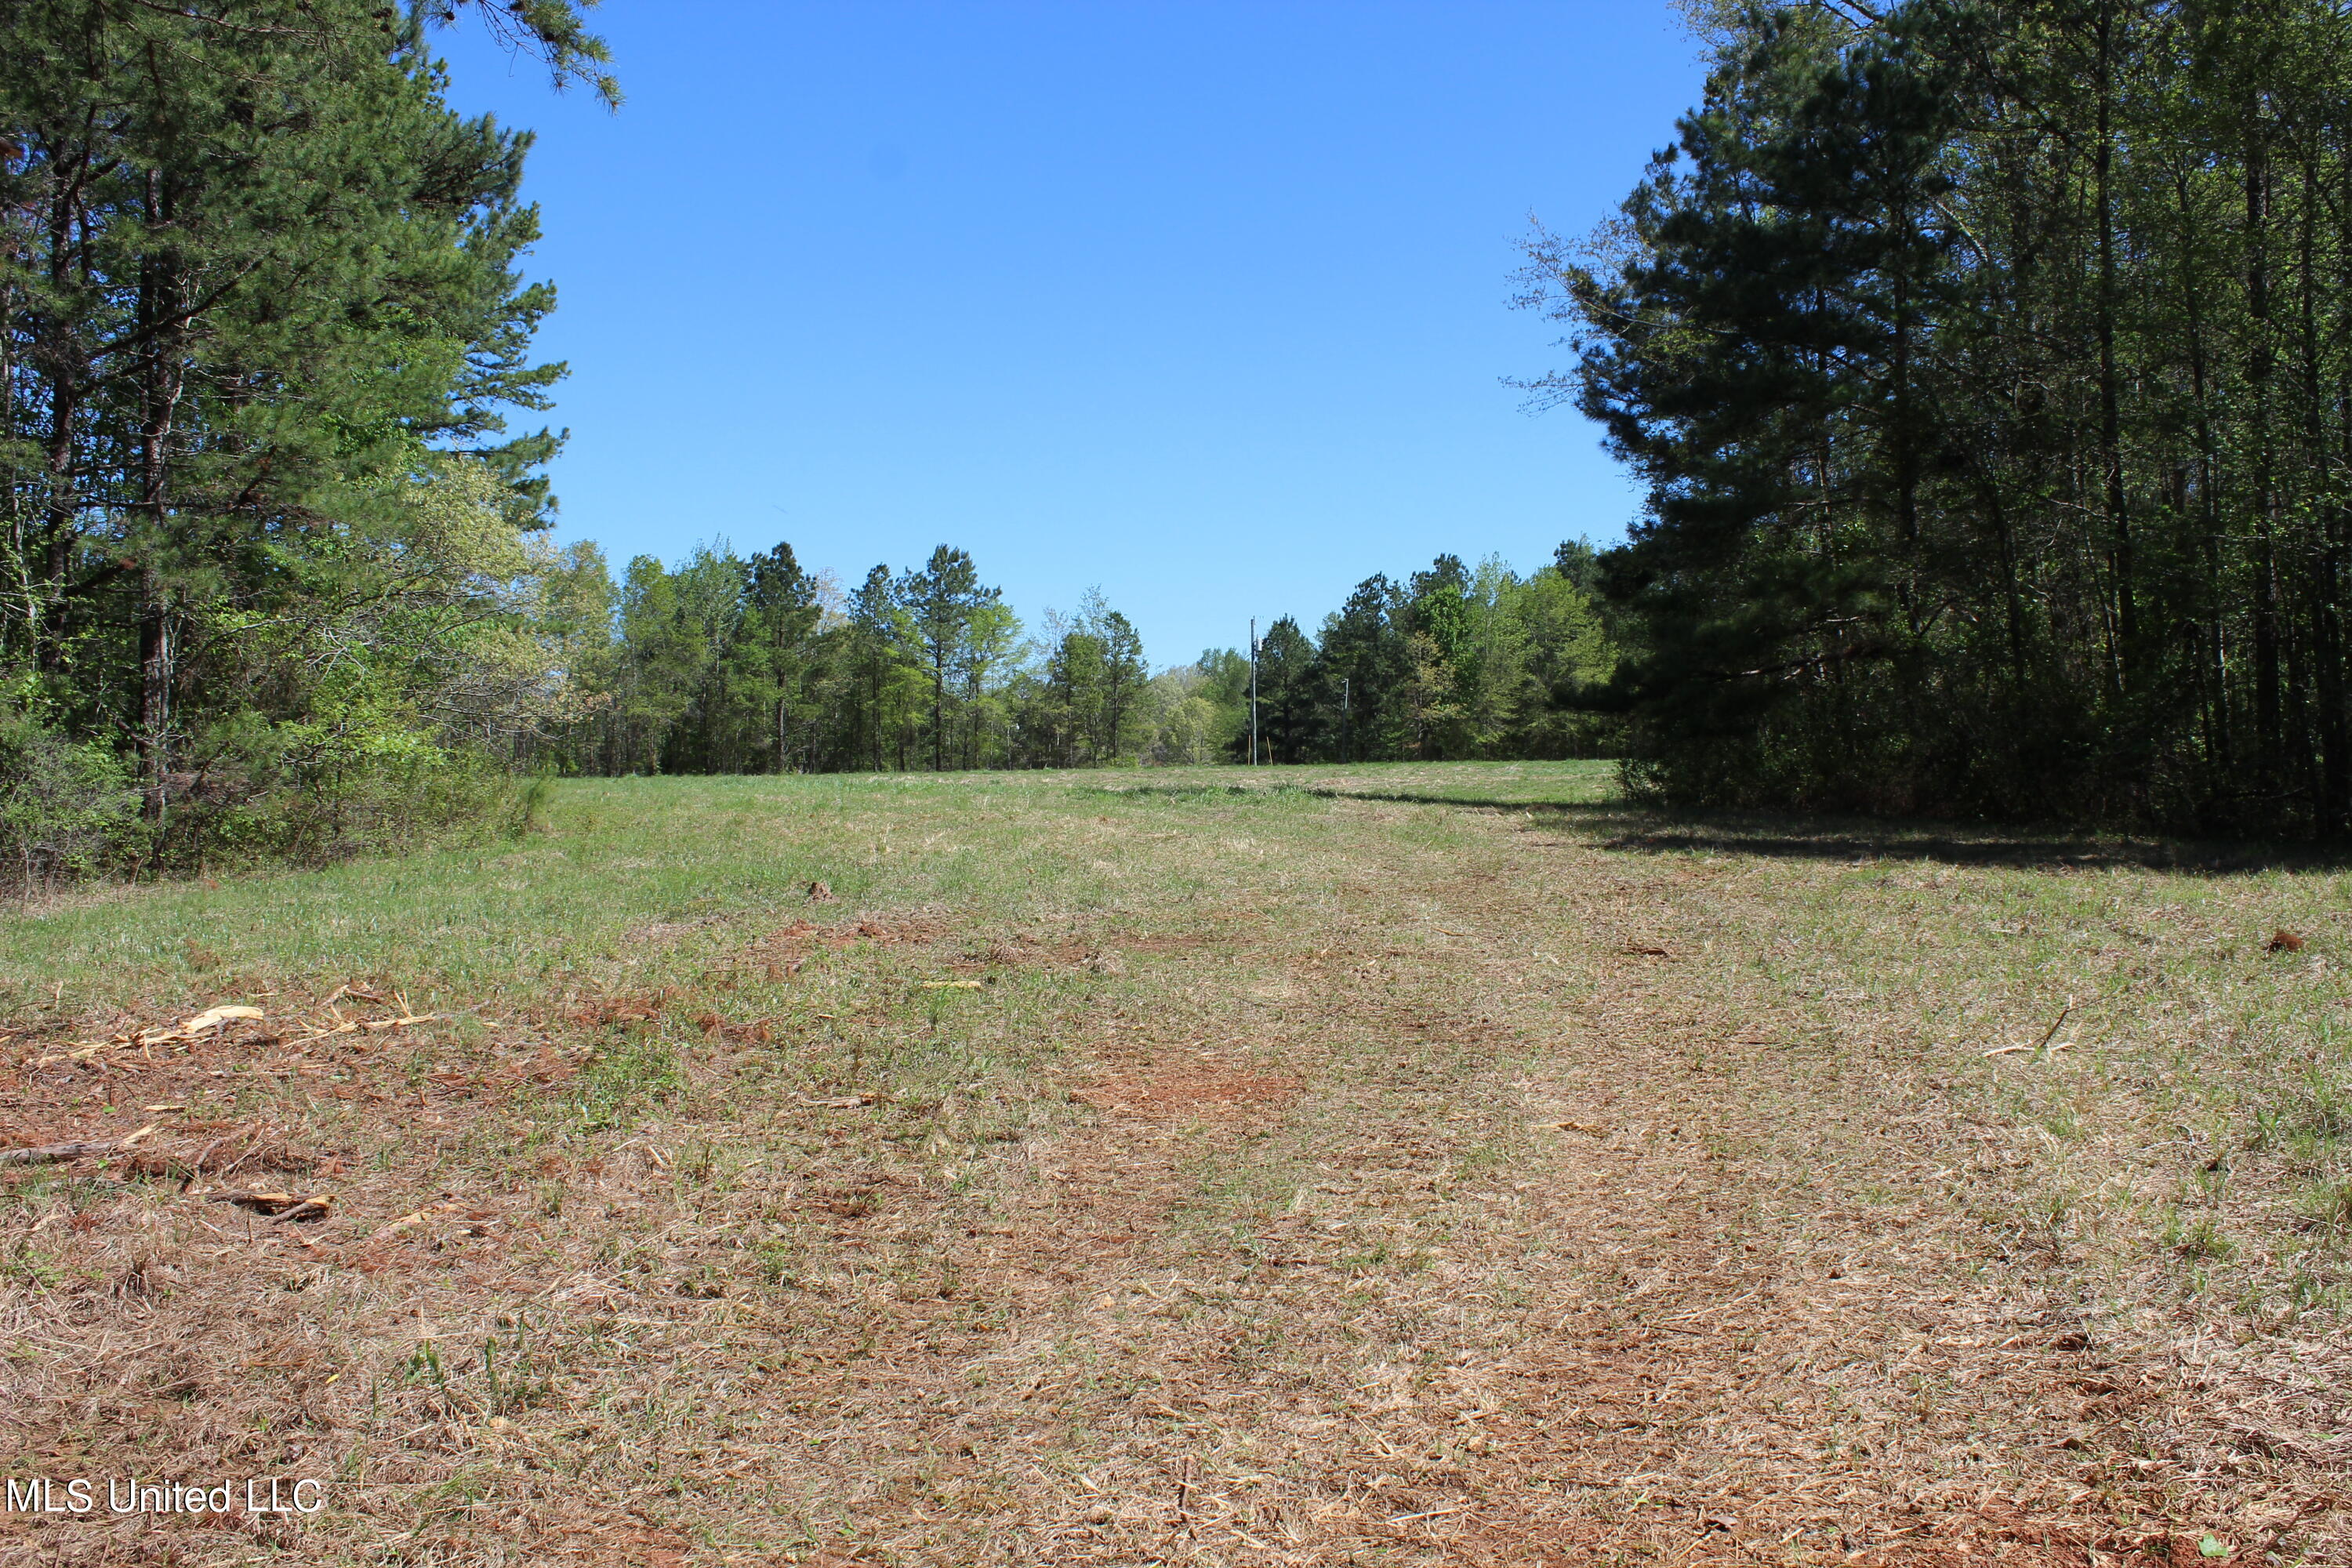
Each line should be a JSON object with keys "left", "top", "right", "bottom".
{"left": 514, "top": 538, "right": 1622, "bottom": 777}
{"left": 1221, "top": 546, "right": 1620, "bottom": 765}
{"left": 525, "top": 542, "right": 1149, "bottom": 776}
{"left": 1530, "top": 0, "right": 2352, "bottom": 837}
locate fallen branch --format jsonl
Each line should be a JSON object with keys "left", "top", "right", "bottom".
{"left": 285, "top": 1009, "right": 441, "bottom": 1045}
{"left": 3, "top": 1139, "right": 121, "bottom": 1167}
{"left": 1986, "top": 998, "right": 2074, "bottom": 1058}
{"left": 0, "top": 1123, "right": 158, "bottom": 1167}
{"left": 34, "top": 1004, "right": 267, "bottom": 1064}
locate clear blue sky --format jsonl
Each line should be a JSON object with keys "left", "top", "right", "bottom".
{"left": 434, "top": 2, "right": 1706, "bottom": 667}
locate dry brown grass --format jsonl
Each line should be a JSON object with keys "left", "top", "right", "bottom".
{"left": 2, "top": 766, "right": 2349, "bottom": 1566}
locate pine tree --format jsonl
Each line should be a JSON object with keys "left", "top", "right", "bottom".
{"left": 1317, "top": 575, "right": 1406, "bottom": 760}
{"left": 744, "top": 543, "right": 823, "bottom": 771}
{"left": 1, "top": 0, "right": 597, "bottom": 858}
{"left": 1523, "top": 0, "right": 2352, "bottom": 833}
{"left": 846, "top": 566, "right": 909, "bottom": 772}
{"left": 1254, "top": 617, "right": 1318, "bottom": 764}
{"left": 897, "top": 546, "right": 1000, "bottom": 772}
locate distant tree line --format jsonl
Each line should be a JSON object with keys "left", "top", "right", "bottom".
{"left": 1216, "top": 546, "right": 1621, "bottom": 765}
{"left": 1530, "top": 0, "right": 2352, "bottom": 837}
{"left": 515, "top": 539, "right": 1622, "bottom": 776}
{"left": 521, "top": 541, "right": 1153, "bottom": 775}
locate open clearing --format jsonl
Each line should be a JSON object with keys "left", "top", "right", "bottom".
{"left": 5, "top": 761, "right": 2351, "bottom": 1566}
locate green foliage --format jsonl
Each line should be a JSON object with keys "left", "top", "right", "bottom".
{"left": 1533, "top": 0, "right": 2352, "bottom": 836}
{"left": 1016, "top": 590, "right": 1149, "bottom": 768}
{"left": 523, "top": 544, "right": 1168, "bottom": 775}
{"left": 0, "top": 0, "right": 589, "bottom": 884}
{"left": 154, "top": 709, "right": 522, "bottom": 870}
{"left": 1217, "top": 550, "right": 1624, "bottom": 764}
{"left": 0, "top": 706, "right": 140, "bottom": 895}
{"left": 517, "top": 535, "right": 1624, "bottom": 779}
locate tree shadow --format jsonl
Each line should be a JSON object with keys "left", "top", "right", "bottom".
{"left": 1283, "top": 786, "right": 2352, "bottom": 877}
{"left": 1284, "top": 786, "right": 1620, "bottom": 814}
{"left": 1084, "top": 783, "right": 1281, "bottom": 802}
{"left": 1086, "top": 778, "right": 2352, "bottom": 875}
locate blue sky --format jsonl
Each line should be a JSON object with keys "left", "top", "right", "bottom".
{"left": 434, "top": 2, "right": 1707, "bottom": 667}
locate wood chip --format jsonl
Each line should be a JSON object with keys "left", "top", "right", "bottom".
{"left": 377, "top": 1196, "right": 463, "bottom": 1234}
{"left": 159, "top": 1004, "right": 266, "bottom": 1039}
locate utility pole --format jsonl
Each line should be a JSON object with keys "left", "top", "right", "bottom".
{"left": 1247, "top": 618, "right": 1260, "bottom": 766}
{"left": 1340, "top": 676, "right": 1350, "bottom": 765}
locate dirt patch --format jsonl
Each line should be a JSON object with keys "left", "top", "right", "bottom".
{"left": 1118, "top": 934, "right": 1217, "bottom": 954}
{"left": 703, "top": 913, "right": 963, "bottom": 980}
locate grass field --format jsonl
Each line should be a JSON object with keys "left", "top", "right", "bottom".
{"left": 5, "top": 760, "right": 2352, "bottom": 1566}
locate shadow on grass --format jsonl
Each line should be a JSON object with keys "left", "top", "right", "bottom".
{"left": 1087, "top": 784, "right": 1270, "bottom": 801}
{"left": 1091, "top": 780, "right": 2352, "bottom": 877}
{"left": 1597, "top": 815, "right": 2352, "bottom": 877}
{"left": 1087, "top": 782, "right": 1625, "bottom": 813}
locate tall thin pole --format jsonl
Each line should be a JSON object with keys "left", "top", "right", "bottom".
{"left": 1248, "top": 619, "right": 1259, "bottom": 766}
{"left": 1341, "top": 676, "right": 1350, "bottom": 765}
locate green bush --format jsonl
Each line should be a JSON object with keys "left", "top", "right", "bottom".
{"left": 0, "top": 711, "right": 142, "bottom": 898}
{"left": 0, "top": 701, "right": 532, "bottom": 895}
{"left": 155, "top": 714, "right": 524, "bottom": 873}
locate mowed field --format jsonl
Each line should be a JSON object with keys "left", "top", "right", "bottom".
{"left": 4, "top": 761, "right": 2352, "bottom": 1566}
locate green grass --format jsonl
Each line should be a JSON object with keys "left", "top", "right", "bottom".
{"left": 0, "top": 760, "right": 1623, "bottom": 1021}
{"left": 12, "top": 757, "right": 2352, "bottom": 1563}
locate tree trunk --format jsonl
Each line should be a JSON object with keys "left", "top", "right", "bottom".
{"left": 2094, "top": 4, "right": 2134, "bottom": 690}
{"left": 2248, "top": 138, "right": 2282, "bottom": 785}
{"left": 135, "top": 171, "right": 183, "bottom": 822}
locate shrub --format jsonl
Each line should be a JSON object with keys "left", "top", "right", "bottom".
{"left": 154, "top": 713, "right": 524, "bottom": 873}
{"left": 0, "top": 712, "right": 142, "bottom": 898}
